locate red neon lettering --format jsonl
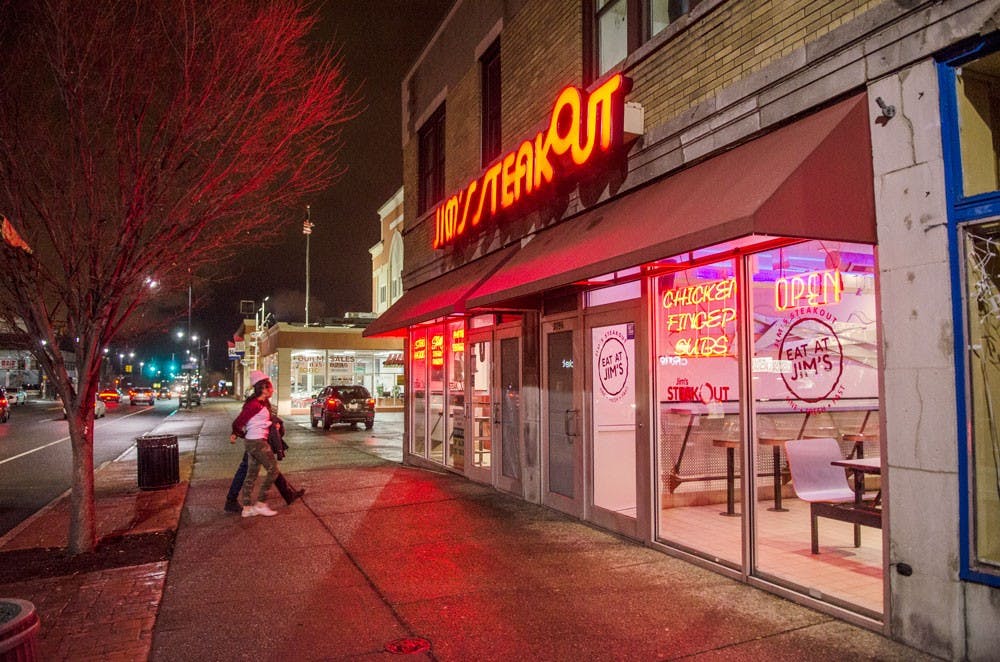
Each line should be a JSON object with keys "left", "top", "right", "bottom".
{"left": 471, "top": 162, "right": 503, "bottom": 227}
{"left": 501, "top": 152, "right": 517, "bottom": 208}
{"left": 430, "top": 333, "right": 445, "bottom": 366}
{"left": 774, "top": 269, "right": 843, "bottom": 310}
{"left": 461, "top": 180, "right": 477, "bottom": 229}
{"left": 515, "top": 140, "right": 533, "bottom": 197}
{"left": 675, "top": 335, "right": 732, "bottom": 358}
{"left": 432, "top": 74, "right": 630, "bottom": 248}
{"left": 534, "top": 131, "right": 554, "bottom": 190}
{"left": 662, "top": 277, "right": 737, "bottom": 359}
{"left": 662, "top": 277, "right": 736, "bottom": 309}
{"left": 548, "top": 86, "right": 581, "bottom": 159}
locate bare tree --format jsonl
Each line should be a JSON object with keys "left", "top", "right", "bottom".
{"left": 0, "top": 0, "right": 357, "bottom": 553}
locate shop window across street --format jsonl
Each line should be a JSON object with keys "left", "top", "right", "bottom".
{"left": 940, "top": 32, "right": 1000, "bottom": 586}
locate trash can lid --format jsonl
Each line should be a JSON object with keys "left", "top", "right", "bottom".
{"left": 0, "top": 599, "right": 38, "bottom": 638}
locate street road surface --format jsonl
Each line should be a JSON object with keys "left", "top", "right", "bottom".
{"left": 0, "top": 398, "right": 175, "bottom": 538}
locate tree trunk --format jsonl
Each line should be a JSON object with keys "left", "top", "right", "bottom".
{"left": 67, "top": 411, "right": 96, "bottom": 554}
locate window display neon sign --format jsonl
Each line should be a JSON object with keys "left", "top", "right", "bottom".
{"left": 432, "top": 74, "right": 632, "bottom": 249}
{"left": 662, "top": 277, "right": 736, "bottom": 358}
{"left": 412, "top": 337, "right": 426, "bottom": 361}
{"left": 451, "top": 327, "right": 465, "bottom": 353}
{"left": 774, "top": 269, "right": 843, "bottom": 311}
{"left": 430, "top": 333, "right": 445, "bottom": 366}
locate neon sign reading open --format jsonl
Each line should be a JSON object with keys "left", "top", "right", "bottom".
{"left": 774, "top": 269, "right": 843, "bottom": 311}
{"left": 432, "top": 74, "right": 631, "bottom": 249}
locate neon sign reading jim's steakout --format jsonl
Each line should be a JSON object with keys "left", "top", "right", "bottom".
{"left": 432, "top": 74, "right": 632, "bottom": 249}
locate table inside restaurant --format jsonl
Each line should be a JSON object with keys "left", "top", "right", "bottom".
{"left": 830, "top": 456, "right": 882, "bottom": 508}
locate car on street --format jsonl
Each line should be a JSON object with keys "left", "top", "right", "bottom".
{"left": 62, "top": 396, "right": 106, "bottom": 419}
{"left": 98, "top": 388, "right": 122, "bottom": 403}
{"left": 310, "top": 384, "right": 375, "bottom": 430}
{"left": 157, "top": 387, "right": 171, "bottom": 400}
{"left": 3, "top": 386, "right": 26, "bottom": 406}
{"left": 177, "top": 386, "right": 201, "bottom": 406}
{"left": 129, "top": 387, "right": 155, "bottom": 406}
{"left": 0, "top": 389, "right": 9, "bottom": 423}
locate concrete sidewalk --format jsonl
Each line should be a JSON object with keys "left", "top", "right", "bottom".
{"left": 2, "top": 401, "right": 934, "bottom": 660}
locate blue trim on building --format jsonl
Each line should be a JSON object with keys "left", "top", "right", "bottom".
{"left": 937, "top": 38, "right": 1000, "bottom": 588}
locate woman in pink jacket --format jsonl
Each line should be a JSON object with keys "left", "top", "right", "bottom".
{"left": 230, "top": 370, "right": 282, "bottom": 517}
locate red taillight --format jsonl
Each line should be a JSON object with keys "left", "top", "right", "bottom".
{"left": 0, "top": 397, "right": 7, "bottom": 406}
{"left": 326, "top": 397, "right": 341, "bottom": 408}
{"left": 367, "top": 398, "right": 376, "bottom": 407}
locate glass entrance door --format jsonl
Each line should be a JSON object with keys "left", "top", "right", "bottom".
{"left": 588, "top": 315, "right": 639, "bottom": 535}
{"left": 495, "top": 329, "right": 522, "bottom": 494}
{"left": 467, "top": 333, "right": 492, "bottom": 484}
{"left": 543, "top": 317, "right": 583, "bottom": 516}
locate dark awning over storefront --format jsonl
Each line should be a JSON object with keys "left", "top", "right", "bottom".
{"left": 466, "top": 93, "right": 874, "bottom": 309}
{"left": 363, "top": 246, "right": 517, "bottom": 337}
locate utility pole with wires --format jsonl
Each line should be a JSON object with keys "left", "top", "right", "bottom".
{"left": 303, "top": 205, "right": 314, "bottom": 326}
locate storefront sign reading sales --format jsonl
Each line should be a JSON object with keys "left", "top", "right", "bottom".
{"left": 432, "top": 74, "right": 632, "bottom": 248}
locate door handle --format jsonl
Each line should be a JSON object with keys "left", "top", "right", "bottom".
{"left": 493, "top": 402, "right": 500, "bottom": 424}
{"left": 564, "top": 409, "right": 579, "bottom": 442}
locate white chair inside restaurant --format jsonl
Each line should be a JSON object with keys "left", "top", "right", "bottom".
{"left": 784, "top": 437, "right": 876, "bottom": 553}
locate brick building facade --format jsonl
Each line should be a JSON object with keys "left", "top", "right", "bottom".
{"left": 368, "top": 1, "right": 1000, "bottom": 657}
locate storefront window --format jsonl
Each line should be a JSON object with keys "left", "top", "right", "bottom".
{"left": 327, "top": 351, "right": 356, "bottom": 386}
{"left": 963, "top": 221, "right": 1000, "bottom": 573}
{"left": 410, "top": 329, "right": 427, "bottom": 457}
{"left": 955, "top": 49, "right": 1000, "bottom": 198}
{"left": 290, "top": 350, "right": 326, "bottom": 409}
{"left": 654, "top": 259, "right": 741, "bottom": 565}
{"left": 750, "top": 240, "right": 882, "bottom": 615}
{"left": 944, "top": 36, "right": 1000, "bottom": 586}
{"left": 652, "top": 240, "right": 883, "bottom": 614}
{"left": 447, "top": 321, "right": 466, "bottom": 469}
{"left": 428, "top": 324, "right": 447, "bottom": 463}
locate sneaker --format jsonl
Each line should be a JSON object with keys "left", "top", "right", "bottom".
{"left": 224, "top": 499, "right": 241, "bottom": 514}
{"left": 252, "top": 502, "right": 278, "bottom": 517}
{"left": 241, "top": 505, "right": 257, "bottom": 518}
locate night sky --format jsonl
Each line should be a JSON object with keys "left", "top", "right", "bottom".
{"left": 149, "top": 1, "right": 453, "bottom": 372}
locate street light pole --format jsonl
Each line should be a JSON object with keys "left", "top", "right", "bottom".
{"left": 303, "top": 205, "right": 314, "bottom": 326}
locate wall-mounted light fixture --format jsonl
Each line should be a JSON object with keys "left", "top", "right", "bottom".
{"left": 875, "top": 96, "right": 896, "bottom": 124}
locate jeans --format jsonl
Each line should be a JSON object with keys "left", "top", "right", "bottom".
{"left": 240, "top": 438, "right": 279, "bottom": 505}
{"left": 227, "top": 452, "right": 249, "bottom": 502}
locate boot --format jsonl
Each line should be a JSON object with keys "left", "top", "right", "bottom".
{"left": 274, "top": 473, "right": 305, "bottom": 505}
{"left": 224, "top": 497, "right": 241, "bottom": 514}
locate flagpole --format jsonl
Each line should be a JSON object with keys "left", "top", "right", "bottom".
{"left": 304, "top": 205, "right": 313, "bottom": 326}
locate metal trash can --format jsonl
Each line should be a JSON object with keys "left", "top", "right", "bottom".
{"left": 136, "top": 434, "right": 179, "bottom": 490}
{"left": 0, "top": 599, "right": 40, "bottom": 662}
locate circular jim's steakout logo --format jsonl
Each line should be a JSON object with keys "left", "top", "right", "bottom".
{"left": 778, "top": 317, "right": 844, "bottom": 403}
{"left": 596, "top": 329, "right": 629, "bottom": 401}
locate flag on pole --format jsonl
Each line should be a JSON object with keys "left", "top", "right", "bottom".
{"left": 303, "top": 204, "right": 313, "bottom": 235}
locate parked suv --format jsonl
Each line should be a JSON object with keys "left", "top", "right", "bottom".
{"left": 310, "top": 385, "right": 375, "bottom": 430}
